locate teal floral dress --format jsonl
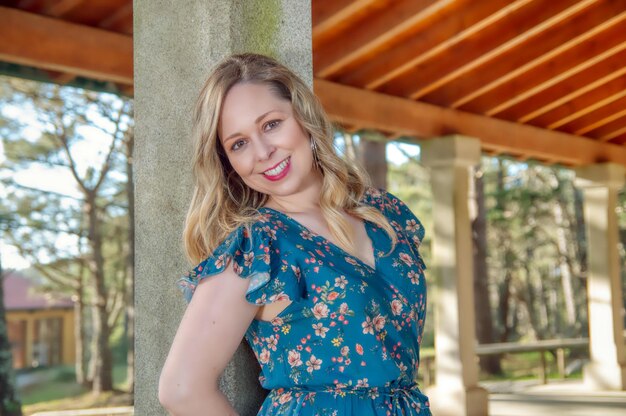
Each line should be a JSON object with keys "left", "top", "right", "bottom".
{"left": 178, "top": 188, "right": 431, "bottom": 415}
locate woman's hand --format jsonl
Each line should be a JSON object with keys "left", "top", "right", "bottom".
{"left": 158, "top": 266, "right": 259, "bottom": 415}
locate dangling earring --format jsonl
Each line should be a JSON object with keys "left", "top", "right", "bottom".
{"left": 310, "top": 135, "right": 321, "bottom": 170}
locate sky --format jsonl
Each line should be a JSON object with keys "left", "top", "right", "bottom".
{"left": 1, "top": 103, "right": 420, "bottom": 271}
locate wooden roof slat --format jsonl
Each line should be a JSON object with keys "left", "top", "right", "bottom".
{"left": 603, "top": 127, "right": 626, "bottom": 144}
{"left": 437, "top": 1, "right": 626, "bottom": 108}
{"left": 541, "top": 90, "right": 626, "bottom": 131}
{"left": 16, "top": 0, "right": 38, "bottom": 10}
{"left": 560, "top": 96, "right": 626, "bottom": 135}
{"left": 586, "top": 116, "right": 626, "bottom": 142}
{"left": 380, "top": 0, "right": 582, "bottom": 98}
{"left": 407, "top": 0, "right": 597, "bottom": 100}
{"left": 97, "top": 1, "right": 133, "bottom": 33}
{"left": 43, "top": 0, "right": 83, "bottom": 17}
{"left": 459, "top": 16, "right": 626, "bottom": 115}
{"left": 522, "top": 76, "right": 626, "bottom": 132}
{"left": 313, "top": 0, "right": 448, "bottom": 78}
{"left": 337, "top": 0, "right": 511, "bottom": 89}
{"left": 495, "top": 46, "right": 626, "bottom": 122}
{"left": 0, "top": 6, "right": 133, "bottom": 85}
{"left": 314, "top": 79, "right": 626, "bottom": 167}
{"left": 312, "top": 0, "right": 380, "bottom": 47}
{"left": 609, "top": 133, "right": 626, "bottom": 145}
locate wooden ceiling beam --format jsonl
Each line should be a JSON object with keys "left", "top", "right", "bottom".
{"left": 566, "top": 97, "right": 626, "bottom": 136}
{"left": 313, "top": 0, "right": 448, "bottom": 78}
{"left": 496, "top": 46, "right": 626, "bottom": 122}
{"left": 314, "top": 79, "right": 626, "bottom": 167}
{"left": 0, "top": 6, "right": 133, "bottom": 85}
{"left": 380, "top": 0, "right": 581, "bottom": 98}
{"left": 467, "top": 23, "right": 626, "bottom": 117}
{"left": 588, "top": 116, "right": 626, "bottom": 142}
{"left": 42, "top": 0, "right": 84, "bottom": 17}
{"left": 98, "top": 2, "right": 133, "bottom": 31}
{"left": 337, "top": 0, "right": 510, "bottom": 89}
{"left": 408, "top": 0, "right": 596, "bottom": 100}
{"left": 608, "top": 133, "right": 626, "bottom": 145}
{"left": 445, "top": 2, "right": 626, "bottom": 109}
{"left": 603, "top": 127, "right": 626, "bottom": 144}
{"left": 547, "top": 91, "right": 626, "bottom": 132}
{"left": 312, "top": 0, "right": 379, "bottom": 47}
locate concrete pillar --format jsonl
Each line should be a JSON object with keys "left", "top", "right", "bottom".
{"left": 574, "top": 163, "right": 626, "bottom": 391}
{"left": 421, "top": 136, "right": 489, "bottom": 416}
{"left": 133, "top": 1, "right": 312, "bottom": 415}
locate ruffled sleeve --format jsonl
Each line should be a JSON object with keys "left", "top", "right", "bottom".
{"left": 177, "top": 222, "right": 303, "bottom": 305}
{"left": 370, "top": 188, "right": 427, "bottom": 270}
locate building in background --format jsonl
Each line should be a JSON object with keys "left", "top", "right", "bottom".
{"left": 3, "top": 271, "right": 75, "bottom": 369}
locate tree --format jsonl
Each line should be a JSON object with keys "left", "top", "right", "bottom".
{"left": 0, "top": 77, "right": 133, "bottom": 394}
{"left": 472, "top": 163, "right": 502, "bottom": 374}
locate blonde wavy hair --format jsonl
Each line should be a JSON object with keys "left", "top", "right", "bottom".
{"left": 183, "top": 53, "right": 397, "bottom": 264}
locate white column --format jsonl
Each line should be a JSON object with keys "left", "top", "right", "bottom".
{"left": 421, "top": 135, "right": 488, "bottom": 416}
{"left": 134, "top": 1, "right": 312, "bottom": 414}
{"left": 575, "top": 163, "right": 626, "bottom": 391}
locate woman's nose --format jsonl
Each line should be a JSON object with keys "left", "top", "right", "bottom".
{"left": 255, "top": 137, "right": 276, "bottom": 161}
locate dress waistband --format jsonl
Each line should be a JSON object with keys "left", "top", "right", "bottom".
{"left": 274, "top": 382, "right": 424, "bottom": 400}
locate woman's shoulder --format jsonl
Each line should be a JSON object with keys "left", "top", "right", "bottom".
{"left": 177, "top": 212, "right": 301, "bottom": 304}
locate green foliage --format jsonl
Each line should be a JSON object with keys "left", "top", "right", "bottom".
{"left": 385, "top": 145, "right": 626, "bottom": 346}
{"left": 1, "top": 75, "right": 134, "bottom": 394}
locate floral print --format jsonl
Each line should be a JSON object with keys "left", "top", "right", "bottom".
{"left": 178, "top": 188, "right": 430, "bottom": 415}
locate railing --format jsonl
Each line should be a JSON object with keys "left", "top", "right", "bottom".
{"left": 419, "top": 337, "right": 592, "bottom": 387}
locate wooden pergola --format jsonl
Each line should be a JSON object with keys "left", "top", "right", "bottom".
{"left": 1, "top": 0, "right": 626, "bottom": 167}
{"left": 1, "top": 1, "right": 624, "bottom": 416}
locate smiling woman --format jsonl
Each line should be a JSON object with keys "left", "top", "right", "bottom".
{"left": 158, "top": 53, "right": 431, "bottom": 416}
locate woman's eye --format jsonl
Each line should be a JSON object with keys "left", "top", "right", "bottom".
{"left": 231, "top": 139, "right": 246, "bottom": 151}
{"left": 265, "top": 120, "right": 281, "bottom": 131}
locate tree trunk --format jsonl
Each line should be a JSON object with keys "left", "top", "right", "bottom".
{"left": 85, "top": 196, "right": 113, "bottom": 394}
{"left": 495, "top": 159, "right": 515, "bottom": 342}
{"left": 498, "top": 272, "right": 513, "bottom": 342}
{"left": 358, "top": 135, "right": 387, "bottom": 190}
{"left": 553, "top": 201, "right": 576, "bottom": 330}
{"left": 74, "top": 263, "right": 87, "bottom": 386}
{"left": 472, "top": 168, "right": 502, "bottom": 374}
{"left": 0, "top": 260, "right": 23, "bottom": 416}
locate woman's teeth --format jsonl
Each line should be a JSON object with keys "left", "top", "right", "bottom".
{"left": 264, "top": 157, "right": 290, "bottom": 176}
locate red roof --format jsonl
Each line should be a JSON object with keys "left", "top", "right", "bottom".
{"left": 2, "top": 271, "right": 74, "bottom": 311}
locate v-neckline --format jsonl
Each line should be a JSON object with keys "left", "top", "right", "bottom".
{"left": 258, "top": 206, "right": 378, "bottom": 273}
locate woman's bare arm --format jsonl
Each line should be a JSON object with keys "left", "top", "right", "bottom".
{"left": 158, "top": 267, "right": 259, "bottom": 415}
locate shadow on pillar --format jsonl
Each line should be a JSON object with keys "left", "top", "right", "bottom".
{"left": 220, "top": 341, "right": 268, "bottom": 416}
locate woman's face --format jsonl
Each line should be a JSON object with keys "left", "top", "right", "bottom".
{"left": 218, "top": 82, "right": 318, "bottom": 201}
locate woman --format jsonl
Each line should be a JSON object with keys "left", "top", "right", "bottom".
{"left": 159, "top": 53, "right": 431, "bottom": 415}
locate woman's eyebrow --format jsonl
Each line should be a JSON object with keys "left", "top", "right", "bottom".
{"left": 222, "top": 110, "right": 283, "bottom": 144}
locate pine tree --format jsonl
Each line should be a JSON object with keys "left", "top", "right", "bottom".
{"left": 0, "top": 76, "right": 133, "bottom": 394}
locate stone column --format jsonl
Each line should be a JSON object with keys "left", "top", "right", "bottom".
{"left": 575, "top": 163, "right": 626, "bottom": 391}
{"left": 421, "top": 135, "right": 489, "bottom": 416}
{"left": 133, "top": 1, "right": 312, "bottom": 415}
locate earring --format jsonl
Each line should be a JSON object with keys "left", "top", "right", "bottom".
{"left": 310, "top": 136, "right": 321, "bottom": 170}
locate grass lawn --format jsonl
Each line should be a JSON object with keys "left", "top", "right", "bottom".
{"left": 23, "top": 390, "right": 132, "bottom": 416}
{"left": 18, "top": 362, "right": 132, "bottom": 415}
